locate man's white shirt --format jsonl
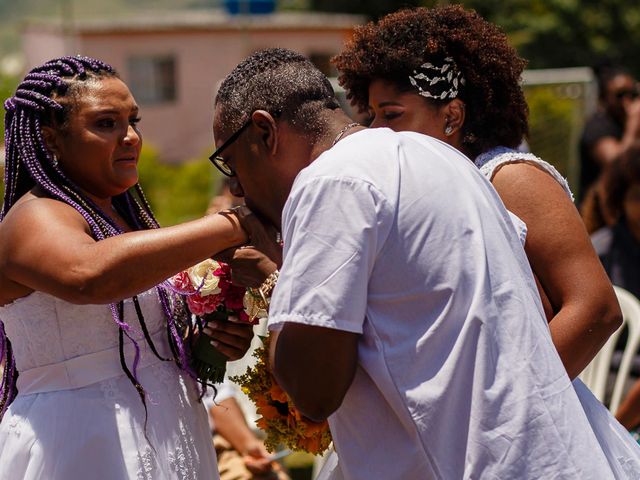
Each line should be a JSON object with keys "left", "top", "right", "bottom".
{"left": 269, "top": 128, "right": 614, "bottom": 479}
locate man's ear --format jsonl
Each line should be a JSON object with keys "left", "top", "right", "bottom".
{"left": 41, "top": 126, "right": 61, "bottom": 157}
{"left": 442, "top": 99, "right": 466, "bottom": 135}
{"left": 251, "top": 110, "right": 278, "bottom": 156}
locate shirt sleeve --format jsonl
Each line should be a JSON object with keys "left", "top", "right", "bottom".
{"left": 268, "top": 175, "right": 392, "bottom": 334}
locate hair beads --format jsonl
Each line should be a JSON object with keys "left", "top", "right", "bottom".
{"left": 0, "top": 56, "right": 193, "bottom": 422}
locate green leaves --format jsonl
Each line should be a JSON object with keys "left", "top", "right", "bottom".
{"left": 136, "top": 144, "right": 219, "bottom": 226}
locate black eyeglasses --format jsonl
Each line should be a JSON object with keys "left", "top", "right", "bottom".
{"left": 615, "top": 89, "right": 640, "bottom": 100}
{"left": 209, "top": 118, "right": 253, "bottom": 177}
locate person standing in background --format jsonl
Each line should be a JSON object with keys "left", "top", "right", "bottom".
{"left": 579, "top": 62, "right": 640, "bottom": 229}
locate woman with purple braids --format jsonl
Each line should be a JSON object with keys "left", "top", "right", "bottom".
{"left": 0, "top": 56, "right": 255, "bottom": 479}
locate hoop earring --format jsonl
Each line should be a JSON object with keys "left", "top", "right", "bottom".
{"left": 444, "top": 125, "right": 454, "bottom": 136}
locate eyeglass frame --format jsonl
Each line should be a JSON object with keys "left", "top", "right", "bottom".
{"left": 209, "top": 110, "right": 282, "bottom": 177}
{"left": 614, "top": 88, "right": 640, "bottom": 101}
{"left": 208, "top": 117, "right": 253, "bottom": 177}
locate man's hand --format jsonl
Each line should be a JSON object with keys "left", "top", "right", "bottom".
{"left": 215, "top": 246, "right": 278, "bottom": 288}
{"left": 202, "top": 318, "right": 253, "bottom": 360}
{"left": 214, "top": 206, "right": 283, "bottom": 288}
{"left": 228, "top": 206, "right": 283, "bottom": 266}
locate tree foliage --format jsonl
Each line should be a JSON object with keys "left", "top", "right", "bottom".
{"left": 307, "top": 0, "right": 640, "bottom": 76}
{"left": 463, "top": 0, "right": 640, "bottom": 76}
{"left": 309, "top": 0, "right": 422, "bottom": 19}
{"left": 136, "top": 145, "right": 219, "bottom": 226}
{"left": 1, "top": 74, "right": 18, "bottom": 142}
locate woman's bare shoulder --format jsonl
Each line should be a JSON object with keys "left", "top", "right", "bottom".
{"left": 2, "top": 192, "right": 89, "bottom": 233}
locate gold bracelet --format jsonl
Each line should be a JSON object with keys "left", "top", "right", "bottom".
{"left": 260, "top": 270, "right": 279, "bottom": 301}
{"left": 248, "top": 269, "right": 279, "bottom": 309}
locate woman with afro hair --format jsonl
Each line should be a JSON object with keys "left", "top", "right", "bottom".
{"left": 333, "top": 5, "right": 640, "bottom": 477}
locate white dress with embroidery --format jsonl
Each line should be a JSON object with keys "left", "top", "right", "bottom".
{"left": 0, "top": 288, "right": 219, "bottom": 480}
{"left": 476, "top": 146, "right": 640, "bottom": 479}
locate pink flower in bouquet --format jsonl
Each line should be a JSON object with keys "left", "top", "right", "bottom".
{"left": 171, "top": 270, "right": 195, "bottom": 294}
{"left": 220, "top": 280, "right": 246, "bottom": 311}
{"left": 171, "top": 258, "right": 267, "bottom": 384}
{"left": 186, "top": 293, "right": 223, "bottom": 316}
{"left": 171, "top": 259, "right": 260, "bottom": 323}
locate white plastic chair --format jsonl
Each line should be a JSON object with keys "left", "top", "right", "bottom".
{"left": 608, "top": 287, "right": 640, "bottom": 413}
{"left": 578, "top": 286, "right": 640, "bottom": 412}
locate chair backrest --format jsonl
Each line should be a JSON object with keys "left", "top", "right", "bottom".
{"left": 608, "top": 286, "right": 640, "bottom": 413}
{"left": 578, "top": 286, "right": 640, "bottom": 412}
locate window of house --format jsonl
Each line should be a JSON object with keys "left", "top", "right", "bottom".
{"left": 127, "top": 55, "right": 177, "bottom": 105}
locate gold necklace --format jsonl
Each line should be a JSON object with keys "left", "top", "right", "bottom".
{"left": 331, "top": 122, "right": 361, "bottom": 147}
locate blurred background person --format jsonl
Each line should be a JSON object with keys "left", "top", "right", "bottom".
{"left": 204, "top": 381, "right": 290, "bottom": 480}
{"left": 590, "top": 144, "right": 640, "bottom": 441}
{"left": 580, "top": 62, "right": 640, "bottom": 230}
{"left": 592, "top": 143, "right": 640, "bottom": 298}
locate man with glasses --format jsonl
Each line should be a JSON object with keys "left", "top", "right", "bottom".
{"left": 211, "top": 48, "right": 622, "bottom": 479}
{"left": 580, "top": 63, "right": 640, "bottom": 209}
{"left": 209, "top": 118, "right": 252, "bottom": 177}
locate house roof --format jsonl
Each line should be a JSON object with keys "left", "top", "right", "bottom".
{"left": 24, "top": 10, "right": 366, "bottom": 35}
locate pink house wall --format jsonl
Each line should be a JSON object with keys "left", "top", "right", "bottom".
{"left": 22, "top": 15, "right": 361, "bottom": 163}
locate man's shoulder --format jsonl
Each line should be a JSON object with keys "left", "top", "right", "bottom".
{"left": 302, "top": 129, "right": 400, "bottom": 179}
{"left": 321, "top": 128, "right": 465, "bottom": 168}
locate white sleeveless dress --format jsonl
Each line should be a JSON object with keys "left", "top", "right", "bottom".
{"left": 0, "top": 288, "right": 219, "bottom": 480}
{"left": 476, "top": 146, "right": 640, "bottom": 478}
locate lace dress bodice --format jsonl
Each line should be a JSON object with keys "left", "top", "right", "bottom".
{"left": 0, "top": 288, "right": 219, "bottom": 480}
{"left": 0, "top": 289, "right": 164, "bottom": 372}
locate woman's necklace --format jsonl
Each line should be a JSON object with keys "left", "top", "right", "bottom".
{"left": 331, "top": 122, "right": 361, "bottom": 147}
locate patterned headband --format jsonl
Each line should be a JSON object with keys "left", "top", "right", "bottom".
{"left": 408, "top": 57, "right": 466, "bottom": 100}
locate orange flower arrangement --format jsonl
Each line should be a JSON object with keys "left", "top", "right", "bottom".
{"left": 231, "top": 336, "right": 332, "bottom": 455}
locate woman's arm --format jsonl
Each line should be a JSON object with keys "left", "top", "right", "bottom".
{"left": 0, "top": 197, "right": 247, "bottom": 305}
{"left": 492, "top": 162, "right": 622, "bottom": 379}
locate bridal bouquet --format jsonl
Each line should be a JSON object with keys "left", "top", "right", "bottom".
{"left": 171, "top": 259, "right": 267, "bottom": 383}
{"left": 231, "top": 336, "right": 332, "bottom": 455}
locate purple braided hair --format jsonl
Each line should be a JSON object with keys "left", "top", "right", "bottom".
{"left": 0, "top": 56, "right": 194, "bottom": 421}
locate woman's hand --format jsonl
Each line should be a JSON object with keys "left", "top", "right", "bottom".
{"left": 202, "top": 317, "right": 254, "bottom": 360}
